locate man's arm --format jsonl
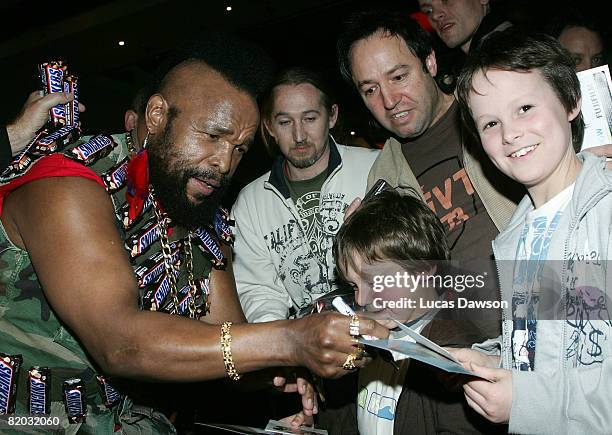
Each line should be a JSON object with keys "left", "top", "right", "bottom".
{"left": 2, "top": 177, "right": 387, "bottom": 381}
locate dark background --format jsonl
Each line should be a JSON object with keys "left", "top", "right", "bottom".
{"left": 0, "top": 0, "right": 608, "bottom": 430}
{"left": 1, "top": 0, "right": 609, "bottom": 193}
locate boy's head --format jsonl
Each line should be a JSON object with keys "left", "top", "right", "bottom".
{"left": 456, "top": 29, "right": 584, "bottom": 195}
{"left": 334, "top": 189, "right": 448, "bottom": 325}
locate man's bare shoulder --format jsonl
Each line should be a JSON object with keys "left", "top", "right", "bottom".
{"left": 3, "top": 176, "right": 115, "bottom": 249}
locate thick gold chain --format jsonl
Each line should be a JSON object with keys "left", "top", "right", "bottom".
{"left": 150, "top": 187, "right": 182, "bottom": 314}
{"left": 183, "top": 232, "right": 201, "bottom": 318}
{"left": 150, "top": 186, "right": 203, "bottom": 319}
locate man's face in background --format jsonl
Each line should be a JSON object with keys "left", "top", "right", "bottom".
{"left": 419, "top": 0, "right": 489, "bottom": 52}
{"left": 265, "top": 82, "right": 337, "bottom": 174}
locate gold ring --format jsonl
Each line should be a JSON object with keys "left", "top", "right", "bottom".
{"left": 349, "top": 315, "right": 360, "bottom": 336}
{"left": 354, "top": 344, "right": 366, "bottom": 360}
{"left": 342, "top": 353, "right": 357, "bottom": 370}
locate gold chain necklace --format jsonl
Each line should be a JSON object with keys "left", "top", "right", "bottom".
{"left": 150, "top": 186, "right": 202, "bottom": 319}
{"left": 125, "top": 130, "right": 137, "bottom": 155}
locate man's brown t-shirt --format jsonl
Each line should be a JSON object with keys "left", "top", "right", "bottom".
{"left": 401, "top": 101, "right": 498, "bottom": 263}
{"left": 401, "top": 102, "right": 504, "bottom": 406}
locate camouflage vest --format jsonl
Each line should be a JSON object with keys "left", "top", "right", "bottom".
{"left": 0, "top": 131, "right": 231, "bottom": 433}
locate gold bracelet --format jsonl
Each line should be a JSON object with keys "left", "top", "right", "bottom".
{"left": 220, "top": 321, "right": 241, "bottom": 381}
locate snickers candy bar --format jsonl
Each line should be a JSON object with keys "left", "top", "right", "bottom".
{"left": 217, "top": 207, "right": 235, "bottom": 228}
{"left": 198, "top": 278, "right": 210, "bottom": 312}
{"left": 193, "top": 227, "right": 226, "bottom": 269}
{"left": 39, "top": 61, "right": 67, "bottom": 127}
{"left": 22, "top": 130, "right": 46, "bottom": 154}
{"left": 216, "top": 207, "right": 232, "bottom": 222}
{"left": 214, "top": 208, "right": 235, "bottom": 245}
{"left": 31, "top": 125, "right": 80, "bottom": 156}
{"left": 38, "top": 60, "right": 65, "bottom": 90}
{"left": 199, "top": 277, "right": 210, "bottom": 298}
{"left": 67, "top": 134, "right": 117, "bottom": 166}
{"left": 0, "top": 353, "right": 22, "bottom": 415}
{"left": 116, "top": 195, "right": 153, "bottom": 230}
{"left": 134, "top": 242, "right": 181, "bottom": 288}
{"left": 199, "top": 278, "right": 211, "bottom": 315}
{"left": 0, "top": 131, "right": 42, "bottom": 179}
{"left": 102, "top": 156, "right": 129, "bottom": 193}
{"left": 96, "top": 375, "right": 121, "bottom": 408}
{"left": 63, "top": 74, "right": 79, "bottom": 126}
{"left": 1, "top": 152, "right": 42, "bottom": 182}
{"left": 160, "top": 284, "right": 196, "bottom": 316}
{"left": 125, "top": 217, "right": 162, "bottom": 259}
{"left": 63, "top": 377, "right": 86, "bottom": 423}
{"left": 9, "top": 152, "right": 38, "bottom": 172}
{"left": 134, "top": 251, "right": 164, "bottom": 288}
{"left": 141, "top": 268, "right": 181, "bottom": 311}
{"left": 28, "top": 366, "right": 50, "bottom": 415}
{"left": 63, "top": 80, "right": 72, "bottom": 126}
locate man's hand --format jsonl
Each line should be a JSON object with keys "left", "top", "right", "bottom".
{"left": 6, "top": 91, "right": 86, "bottom": 155}
{"left": 273, "top": 372, "right": 317, "bottom": 427}
{"left": 291, "top": 312, "right": 390, "bottom": 379}
{"left": 445, "top": 347, "right": 500, "bottom": 368}
{"left": 584, "top": 144, "right": 612, "bottom": 169}
{"left": 463, "top": 363, "right": 512, "bottom": 424}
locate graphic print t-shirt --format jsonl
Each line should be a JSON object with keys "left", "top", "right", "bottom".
{"left": 401, "top": 102, "right": 498, "bottom": 263}
{"left": 510, "top": 185, "right": 573, "bottom": 370}
{"left": 285, "top": 169, "right": 328, "bottom": 264}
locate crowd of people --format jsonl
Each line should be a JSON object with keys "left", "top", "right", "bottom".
{"left": 0, "top": 1, "right": 610, "bottom": 434}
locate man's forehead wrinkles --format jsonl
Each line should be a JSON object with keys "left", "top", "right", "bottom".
{"left": 192, "top": 116, "right": 257, "bottom": 144}
{"left": 201, "top": 119, "right": 233, "bottom": 135}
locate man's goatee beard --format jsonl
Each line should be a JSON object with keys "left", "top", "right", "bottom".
{"left": 147, "top": 139, "right": 229, "bottom": 229}
{"left": 288, "top": 140, "right": 328, "bottom": 169}
{"left": 150, "top": 162, "right": 229, "bottom": 229}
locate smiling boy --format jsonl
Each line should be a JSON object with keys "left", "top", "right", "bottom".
{"left": 454, "top": 29, "right": 612, "bottom": 433}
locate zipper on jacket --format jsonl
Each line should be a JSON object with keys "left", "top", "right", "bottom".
{"left": 319, "top": 159, "right": 343, "bottom": 211}
{"left": 492, "top": 241, "right": 511, "bottom": 369}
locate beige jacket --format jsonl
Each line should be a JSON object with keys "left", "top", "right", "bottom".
{"left": 367, "top": 136, "right": 522, "bottom": 232}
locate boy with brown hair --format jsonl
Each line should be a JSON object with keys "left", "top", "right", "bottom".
{"left": 454, "top": 28, "right": 612, "bottom": 433}
{"left": 334, "top": 188, "right": 503, "bottom": 434}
